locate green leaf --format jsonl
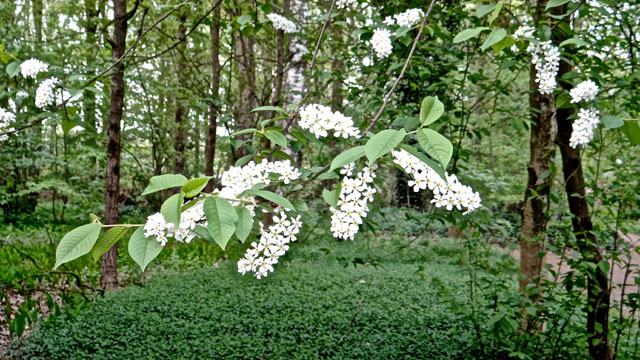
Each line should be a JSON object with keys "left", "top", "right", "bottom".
{"left": 394, "top": 26, "right": 410, "bottom": 37}
{"left": 601, "top": 115, "right": 624, "bottom": 130}
{"left": 161, "top": 192, "right": 184, "bottom": 228}
{"left": 204, "top": 198, "right": 238, "bottom": 250}
{"left": 492, "top": 35, "right": 515, "bottom": 54}
{"left": 6, "top": 61, "right": 21, "bottom": 78}
{"left": 621, "top": 120, "right": 640, "bottom": 145}
{"left": 488, "top": 1, "right": 504, "bottom": 25}
{"left": 481, "top": 28, "right": 507, "bottom": 51}
{"left": 237, "top": 14, "right": 252, "bottom": 26}
{"left": 420, "top": 96, "right": 445, "bottom": 126}
{"left": 235, "top": 154, "right": 253, "bottom": 167}
{"left": 91, "top": 226, "right": 129, "bottom": 262}
{"left": 546, "top": 0, "right": 570, "bottom": 10}
{"left": 556, "top": 94, "right": 572, "bottom": 109}
{"left": 329, "top": 146, "right": 366, "bottom": 172}
{"left": 452, "top": 27, "right": 489, "bottom": 43}
{"left": 234, "top": 207, "right": 253, "bottom": 243}
{"left": 322, "top": 188, "right": 338, "bottom": 207}
{"left": 61, "top": 118, "right": 78, "bottom": 135}
{"left": 229, "top": 128, "right": 257, "bottom": 137}
{"left": 317, "top": 171, "right": 339, "bottom": 180}
{"left": 364, "top": 129, "right": 406, "bottom": 164}
{"left": 128, "top": 227, "right": 163, "bottom": 271}
{"left": 181, "top": 177, "right": 212, "bottom": 198}
{"left": 192, "top": 225, "right": 214, "bottom": 242}
{"left": 246, "top": 190, "right": 294, "bottom": 210}
{"left": 55, "top": 223, "right": 102, "bottom": 269}
{"left": 264, "top": 129, "right": 288, "bottom": 148}
{"left": 251, "top": 105, "right": 286, "bottom": 113}
{"left": 476, "top": 4, "right": 496, "bottom": 18}
{"left": 417, "top": 129, "right": 454, "bottom": 169}
{"left": 559, "top": 37, "right": 589, "bottom": 47}
{"left": 293, "top": 201, "right": 308, "bottom": 212}
{"left": 398, "top": 144, "right": 447, "bottom": 181}
{"left": 141, "top": 174, "right": 188, "bottom": 195}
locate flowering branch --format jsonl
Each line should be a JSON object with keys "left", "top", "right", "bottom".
{"left": 367, "top": 0, "right": 436, "bottom": 132}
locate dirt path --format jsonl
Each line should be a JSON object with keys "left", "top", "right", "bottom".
{"left": 510, "top": 232, "right": 640, "bottom": 306}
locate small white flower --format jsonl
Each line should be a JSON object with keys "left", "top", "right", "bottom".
{"left": 370, "top": 28, "right": 393, "bottom": 58}
{"left": 570, "top": 80, "right": 599, "bottom": 103}
{"left": 20, "top": 59, "right": 49, "bottom": 78}
{"left": 266, "top": 13, "right": 297, "bottom": 33}
{"left": 569, "top": 107, "right": 600, "bottom": 148}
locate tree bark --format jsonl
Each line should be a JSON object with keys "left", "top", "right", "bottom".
{"left": 555, "top": 29, "right": 614, "bottom": 360}
{"left": 205, "top": 6, "right": 221, "bottom": 192}
{"left": 173, "top": 9, "right": 188, "bottom": 175}
{"left": 518, "top": 0, "right": 555, "bottom": 297}
{"left": 32, "top": 0, "right": 43, "bottom": 42}
{"left": 269, "top": 0, "right": 290, "bottom": 120}
{"left": 101, "top": 0, "right": 131, "bottom": 290}
{"left": 233, "top": 23, "right": 256, "bottom": 159}
{"left": 84, "top": 0, "right": 99, "bottom": 131}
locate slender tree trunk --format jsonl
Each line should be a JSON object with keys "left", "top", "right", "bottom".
{"left": 173, "top": 9, "right": 188, "bottom": 175}
{"left": 205, "top": 7, "right": 221, "bottom": 192}
{"left": 101, "top": 0, "right": 131, "bottom": 290}
{"left": 518, "top": 0, "right": 555, "bottom": 299}
{"left": 233, "top": 25, "right": 256, "bottom": 159}
{"left": 32, "top": 0, "right": 43, "bottom": 42}
{"left": 284, "top": 0, "right": 308, "bottom": 106}
{"left": 269, "top": 0, "right": 290, "bottom": 120}
{"left": 555, "top": 24, "right": 613, "bottom": 360}
{"left": 84, "top": 0, "right": 99, "bottom": 131}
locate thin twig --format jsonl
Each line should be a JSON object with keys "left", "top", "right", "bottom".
{"left": 367, "top": 0, "right": 436, "bottom": 132}
{"left": 338, "top": 298, "right": 365, "bottom": 344}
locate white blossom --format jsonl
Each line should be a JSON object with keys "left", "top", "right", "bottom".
{"left": 569, "top": 107, "right": 600, "bottom": 148}
{"left": 570, "top": 80, "right": 599, "bottom": 103}
{"left": 266, "top": 13, "right": 297, "bottom": 33}
{"left": 237, "top": 209, "right": 302, "bottom": 279}
{"left": 35, "top": 78, "right": 59, "bottom": 108}
{"left": 330, "top": 166, "right": 377, "bottom": 241}
{"left": 393, "top": 8, "right": 424, "bottom": 28}
{"left": 299, "top": 104, "right": 360, "bottom": 139}
{"left": 383, "top": 16, "right": 395, "bottom": 26}
{"left": 370, "top": 28, "right": 393, "bottom": 58}
{"left": 143, "top": 199, "right": 207, "bottom": 245}
{"left": 20, "top": 59, "right": 48, "bottom": 79}
{"left": 527, "top": 40, "right": 560, "bottom": 95}
{"left": 391, "top": 149, "right": 481, "bottom": 215}
{"left": 0, "top": 107, "right": 16, "bottom": 142}
{"left": 16, "top": 90, "right": 29, "bottom": 99}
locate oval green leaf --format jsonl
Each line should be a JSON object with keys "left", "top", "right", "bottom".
{"left": 91, "top": 226, "right": 129, "bottom": 262}
{"left": 55, "top": 223, "right": 102, "bottom": 269}
{"left": 420, "top": 96, "right": 444, "bottom": 126}
{"left": 204, "top": 197, "right": 238, "bottom": 250}
{"left": 452, "top": 27, "right": 489, "bottom": 43}
{"left": 161, "top": 192, "right": 184, "bottom": 228}
{"left": 329, "top": 146, "right": 366, "bottom": 172}
{"left": 141, "top": 174, "right": 188, "bottom": 196}
{"left": 128, "top": 227, "right": 163, "bottom": 272}
{"left": 417, "top": 129, "right": 454, "bottom": 169}
{"left": 234, "top": 207, "right": 253, "bottom": 243}
{"left": 365, "top": 129, "right": 406, "bottom": 164}
{"left": 182, "top": 177, "right": 212, "bottom": 198}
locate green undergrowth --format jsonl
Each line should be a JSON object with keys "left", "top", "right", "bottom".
{"left": 13, "top": 237, "right": 484, "bottom": 360}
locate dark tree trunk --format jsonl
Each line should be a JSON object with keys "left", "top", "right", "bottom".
{"left": 555, "top": 33, "right": 614, "bottom": 360}
{"left": 233, "top": 29, "right": 256, "bottom": 159}
{"left": 518, "top": 0, "right": 555, "bottom": 297}
{"left": 84, "top": 0, "right": 99, "bottom": 131}
{"left": 101, "top": 0, "right": 131, "bottom": 290}
{"left": 173, "top": 10, "right": 188, "bottom": 176}
{"left": 205, "top": 7, "right": 221, "bottom": 192}
{"left": 32, "top": 0, "right": 43, "bottom": 41}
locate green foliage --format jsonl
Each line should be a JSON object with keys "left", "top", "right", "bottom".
{"left": 128, "top": 227, "right": 162, "bottom": 272}
{"left": 54, "top": 223, "right": 101, "bottom": 269}
{"left": 364, "top": 129, "right": 406, "bottom": 164}
{"left": 203, "top": 198, "right": 238, "bottom": 251}
{"left": 141, "top": 175, "right": 188, "bottom": 196}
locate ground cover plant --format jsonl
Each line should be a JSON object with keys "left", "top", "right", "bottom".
{"left": 1, "top": 0, "right": 639, "bottom": 359}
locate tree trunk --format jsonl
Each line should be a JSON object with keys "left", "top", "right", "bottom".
{"left": 173, "top": 9, "right": 188, "bottom": 175}
{"left": 518, "top": 0, "right": 555, "bottom": 298}
{"left": 84, "top": 0, "right": 99, "bottom": 131}
{"left": 555, "top": 30, "right": 614, "bottom": 360}
{"left": 32, "top": 0, "right": 43, "bottom": 42}
{"left": 269, "top": 0, "right": 290, "bottom": 120}
{"left": 233, "top": 25, "right": 256, "bottom": 159}
{"left": 101, "top": 0, "right": 130, "bottom": 290}
{"left": 284, "top": 0, "right": 308, "bottom": 106}
{"left": 205, "top": 6, "right": 221, "bottom": 192}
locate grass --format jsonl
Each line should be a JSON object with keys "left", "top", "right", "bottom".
{"left": 11, "top": 236, "right": 483, "bottom": 360}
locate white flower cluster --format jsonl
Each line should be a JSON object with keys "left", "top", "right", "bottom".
{"left": 20, "top": 59, "right": 48, "bottom": 79}
{"left": 299, "top": 104, "right": 361, "bottom": 139}
{"left": 393, "top": 8, "right": 424, "bottom": 27}
{"left": 330, "top": 165, "right": 377, "bottom": 241}
{"left": 143, "top": 199, "right": 207, "bottom": 246}
{"left": 216, "top": 160, "right": 301, "bottom": 214}
{"left": 370, "top": 28, "right": 392, "bottom": 58}
{"left": 510, "top": 26, "right": 535, "bottom": 52}
{"left": 35, "top": 78, "right": 59, "bottom": 108}
{"left": 237, "top": 210, "right": 302, "bottom": 279}
{"left": 0, "top": 107, "right": 16, "bottom": 142}
{"left": 391, "top": 149, "right": 481, "bottom": 215}
{"left": 527, "top": 40, "right": 560, "bottom": 95}
{"left": 569, "top": 108, "right": 600, "bottom": 148}
{"left": 16, "top": 90, "right": 29, "bottom": 99}
{"left": 266, "top": 13, "right": 297, "bottom": 33}
{"left": 570, "top": 80, "right": 599, "bottom": 103}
